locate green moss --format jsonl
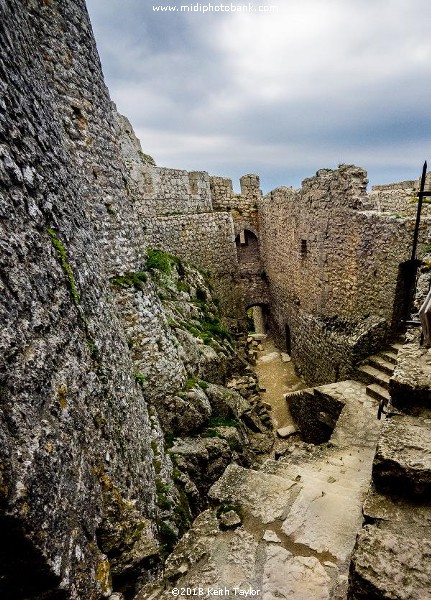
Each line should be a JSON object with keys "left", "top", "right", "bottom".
{"left": 159, "top": 521, "right": 178, "bottom": 556}
{"left": 134, "top": 371, "right": 146, "bottom": 385}
{"left": 198, "top": 380, "right": 209, "bottom": 392}
{"left": 110, "top": 272, "right": 147, "bottom": 289}
{"left": 173, "top": 488, "right": 192, "bottom": 534}
{"left": 47, "top": 229, "right": 80, "bottom": 307}
{"left": 146, "top": 248, "right": 172, "bottom": 274}
{"left": 207, "top": 416, "right": 239, "bottom": 428}
{"left": 199, "top": 315, "right": 232, "bottom": 343}
{"left": 172, "top": 467, "right": 183, "bottom": 482}
{"left": 176, "top": 280, "right": 190, "bottom": 293}
{"left": 202, "top": 422, "right": 238, "bottom": 441}
{"left": 186, "top": 324, "right": 202, "bottom": 337}
{"left": 184, "top": 376, "right": 198, "bottom": 390}
{"left": 156, "top": 478, "right": 172, "bottom": 510}
{"left": 164, "top": 432, "right": 176, "bottom": 449}
{"left": 201, "top": 428, "right": 223, "bottom": 440}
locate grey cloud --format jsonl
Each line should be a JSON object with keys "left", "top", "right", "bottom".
{"left": 85, "top": 0, "right": 431, "bottom": 191}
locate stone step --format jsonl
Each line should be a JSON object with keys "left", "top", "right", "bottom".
{"left": 379, "top": 349, "right": 398, "bottom": 365}
{"left": 356, "top": 365, "right": 391, "bottom": 390}
{"left": 366, "top": 383, "right": 390, "bottom": 404}
{"left": 389, "top": 342, "right": 404, "bottom": 353}
{"left": 372, "top": 414, "right": 431, "bottom": 500}
{"left": 367, "top": 355, "right": 395, "bottom": 376}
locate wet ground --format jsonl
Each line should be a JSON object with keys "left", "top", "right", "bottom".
{"left": 254, "top": 336, "right": 306, "bottom": 429}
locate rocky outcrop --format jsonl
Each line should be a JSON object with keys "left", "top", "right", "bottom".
{"left": 134, "top": 380, "right": 381, "bottom": 599}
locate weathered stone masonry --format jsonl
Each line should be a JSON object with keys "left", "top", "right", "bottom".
{"left": 124, "top": 135, "right": 431, "bottom": 386}
{"left": 0, "top": 3, "right": 272, "bottom": 598}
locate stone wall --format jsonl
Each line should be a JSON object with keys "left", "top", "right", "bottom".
{"left": 118, "top": 115, "right": 213, "bottom": 218}
{"left": 0, "top": 1, "right": 164, "bottom": 597}
{"left": 0, "top": 1, "right": 264, "bottom": 597}
{"left": 210, "top": 173, "right": 261, "bottom": 235}
{"left": 143, "top": 213, "right": 244, "bottom": 320}
{"left": 3, "top": 0, "right": 431, "bottom": 597}
{"left": 143, "top": 214, "right": 236, "bottom": 274}
{"left": 112, "top": 115, "right": 248, "bottom": 319}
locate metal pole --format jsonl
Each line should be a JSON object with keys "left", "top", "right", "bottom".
{"left": 411, "top": 160, "right": 427, "bottom": 262}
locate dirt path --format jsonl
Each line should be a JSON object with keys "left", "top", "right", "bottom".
{"left": 254, "top": 336, "right": 306, "bottom": 429}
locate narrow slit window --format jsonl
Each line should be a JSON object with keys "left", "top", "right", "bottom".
{"left": 300, "top": 239, "right": 307, "bottom": 257}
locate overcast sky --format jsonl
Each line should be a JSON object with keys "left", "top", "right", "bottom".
{"left": 86, "top": 0, "right": 431, "bottom": 192}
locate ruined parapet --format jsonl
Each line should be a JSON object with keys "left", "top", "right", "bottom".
{"left": 369, "top": 174, "right": 431, "bottom": 217}
{"left": 210, "top": 173, "right": 262, "bottom": 233}
{"left": 301, "top": 164, "right": 369, "bottom": 210}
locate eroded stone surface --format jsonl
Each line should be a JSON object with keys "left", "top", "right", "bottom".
{"left": 209, "top": 464, "right": 298, "bottom": 524}
{"left": 349, "top": 525, "right": 431, "bottom": 600}
{"left": 135, "top": 381, "right": 380, "bottom": 599}
{"left": 373, "top": 414, "right": 431, "bottom": 499}
{"left": 263, "top": 548, "right": 331, "bottom": 600}
{"left": 391, "top": 341, "right": 431, "bottom": 410}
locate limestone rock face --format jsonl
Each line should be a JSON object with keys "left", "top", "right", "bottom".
{"left": 0, "top": 0, "right": 161, "bottom": 596}
{"left": 390, "top": 341, "right": 431, "bottom": 409}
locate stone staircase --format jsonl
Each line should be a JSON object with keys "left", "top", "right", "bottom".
{"left": 135, "top": 342, "right": 431, "bottom": 600}
{"left": 355, "top": 342, "right": 403, "bottom": 411}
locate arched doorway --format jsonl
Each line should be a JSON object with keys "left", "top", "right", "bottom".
{"left": 246, "top": 303, "right": 268, "bottom": 335}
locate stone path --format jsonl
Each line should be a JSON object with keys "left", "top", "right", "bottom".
{"left": 136, "top": 381, "right": 381, "bottom": 600}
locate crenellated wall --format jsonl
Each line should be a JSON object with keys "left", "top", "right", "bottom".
{"left": 369, "top": 176, "right": 431, "bottom": 217}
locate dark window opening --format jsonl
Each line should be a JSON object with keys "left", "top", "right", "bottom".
{"left": 300, "top": 239, "right": 307, "bottom": 257}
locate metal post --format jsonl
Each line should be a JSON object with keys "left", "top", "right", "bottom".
{"left": 411, "top": 160, "right": 428, "bottom": 262}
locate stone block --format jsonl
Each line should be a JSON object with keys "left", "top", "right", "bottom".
{"left": 373, "top": 414, "right": 431, "bottom": 499}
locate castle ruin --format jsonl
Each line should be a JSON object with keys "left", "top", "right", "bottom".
{"left": 1, "top": 1, "right": 431, "bottom": 599}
